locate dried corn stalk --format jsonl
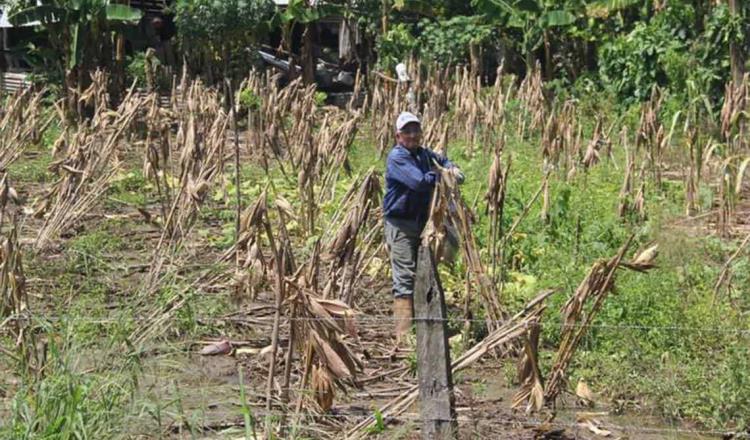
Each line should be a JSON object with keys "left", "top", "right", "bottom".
{"left": 636, "top": 87, "right": 668, "bottom": 186}
{"left": 0, "top": 177, "right": 25, "bottom": 321}
{"left": 287, "top": 286, "right": 362, "bottom": 412}
{"left": 617, "top": 128, "right": 634, "bottom": 218}
{"left": 424, "top": 164, "right": 507, "bottom": 331}
{"left": 542, "top": 239, "right": 657, "bottom": 406}
{"left": 0, "top": 214, "right": 41, "bottom": 374}
{"left": 0, "top": 88, "right": 53, "bottom": 170}
{"left": 229, "top": 191, "right": 270, "bottom": 298}
{"left": 142, "top": 92, "right": 177, "bottom": 225}
{"left": 512, "top": 322, "right": 544, "bottom": 413}
{"left": 517, "top": 64, "right": 547, "bottom": 138}
{"left": 35, "top": 84, "right": 141, "bottom": 250}
{"left": 714, "top": 156, "right": 750, "bottom": 237}
{"left": 485, "top": 144, "right": 510, "bottom": 284}
{"left": 146, "top": 81, "right": 229, "bottom": 287}
{"left": 322, "top": 170, "right": 382, "bottom": 303}
{"left": 720, "top": 73, "right": 749, "bottom": 152}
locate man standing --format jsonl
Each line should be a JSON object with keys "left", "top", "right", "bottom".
{"left": 383, "top": 112, "right": 463, "bottom": 343}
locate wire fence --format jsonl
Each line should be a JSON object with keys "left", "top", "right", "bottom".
{"left": 2, "top": 312, "right": 748, "bottom": 438}
{"left": 3, "top": 313, "right": 750, "bottom": 336}
{"left": 119, "top": 403, "right": 736, "bottom": 439}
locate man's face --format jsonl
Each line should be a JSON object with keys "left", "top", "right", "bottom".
{"left": 397, "top": 122, "right": 422, "bottom": 150}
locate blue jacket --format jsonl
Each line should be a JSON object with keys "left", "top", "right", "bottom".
{"left": 383, "top": 144, "right": 453, "bottom": 225}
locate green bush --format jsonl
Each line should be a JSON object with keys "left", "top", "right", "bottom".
{"left": 418, "top": 16, "right": 493, "bottom": 66}
{"left": 239, "top": 87, "right": 262, "bottom": 111}
{"left": 174, "top": 0, "right": 274, "bottom": 81}
{"left": 375, "top": 23, "right": 418, "bottom": 72}
{"left": 125, "top": 52, "right": 160, "bottom": 88}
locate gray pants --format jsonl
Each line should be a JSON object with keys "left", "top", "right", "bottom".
{"left": 385, "top": 218, "right": 423, "bottom": 298}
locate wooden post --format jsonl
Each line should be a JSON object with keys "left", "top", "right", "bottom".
{"left": 414, "top": 245, "right": 456, "bottom": 440}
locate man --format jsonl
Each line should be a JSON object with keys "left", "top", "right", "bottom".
{"left": 383, "top": 111, "right": 463, "bottom": 343}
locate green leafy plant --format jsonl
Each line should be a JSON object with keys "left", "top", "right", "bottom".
{"left": 174, "top": 0, "right": 274, "bottom": 81}
{"left": 375, "top": 23, "right": 418, "bottom": 71}
{"left": 418, "top": 15, "right": 494, "bottom": 65}
{"left": 314, "top": 91, "right": 328, "bottom": 107}
{"left": 366, "top": 408, "right": 386, "bottom": 434}
{"left": 239, "top": 87, "right": 263, "bottom": 112}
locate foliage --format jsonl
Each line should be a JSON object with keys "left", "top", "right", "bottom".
{"left": 125, "top": 52, "right": 160, "bottom": 88}
{"left": 239, "top": 87, "right": 262, "bottom": 111}
{"left": 0, "top": 319, "right": 140, "bottom": 439}
{"left": 375, "top": 23, "right": 418, "bottom": 71}
{"left": 314, "top": 90, "right": 328, "bottom": 106}
{"left": 9, "top": 0, "right": 142, "bottom": 70}
{"left": 174, "top": 0, "right": 274, "bottom": 80}
{"left": 418, "top": 16, "right": 494, "bottom": 65}
{"left": 598, "top": 2, "right": 749, "bottom": 105}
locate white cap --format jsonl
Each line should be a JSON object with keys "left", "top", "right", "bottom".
{"left": 395, "top": 111, "right": 420, "bottom": 132}
{"left": 395, "top": 63, "right": 410, "bottom": 82}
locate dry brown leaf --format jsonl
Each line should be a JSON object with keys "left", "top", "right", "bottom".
{"left": 316, "top": 298, "right": 355, "bottom": 317}
{"left": 199, "top": 339, "right": 232, "bottom": 356}
{"left": 274, "top": 196, "right": 296, "bottom": 219}
{"left": 308, "top": 298, "right": 344, "bottom": 333}
{"left": 312, "top": 365, "right": 335, "bottom": 412}
{"left": 576, "top": 379, "right": 595, "bottom": 404}
{"left": 311, "top": 330, "right": 351, "bottom": 379}
{"left": 578, "top": 419, "right": 612, "bottom": 437}
{"left": 530, "top": 381, "right": 544, "bottom": 412}
{"left": 633, "top": 244, "right": 658, "bottom": 265}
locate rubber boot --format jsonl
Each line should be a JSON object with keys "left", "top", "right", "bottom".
{"left": 393, "top": 296, "right": 414, "bottom": 345}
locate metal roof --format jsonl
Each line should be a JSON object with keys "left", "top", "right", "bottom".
{"left": 1, "top": 5, "right": 42, "bottom": 29}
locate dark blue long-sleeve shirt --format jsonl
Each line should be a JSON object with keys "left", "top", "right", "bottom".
{"left": 383, "top": 144, "right": 453, "bottom": 225}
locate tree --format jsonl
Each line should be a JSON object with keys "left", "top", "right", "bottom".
{"left": 472, "top": 0, "right": 575, "bottom": 76}
{"left": 10, "top": 0, "right": 142, "bottom": 115}
{"left": 727, "top": 0, "right": 744, "bottom": 88}
{"left": 174, "top": 0, "right": 275, "bottom": 84}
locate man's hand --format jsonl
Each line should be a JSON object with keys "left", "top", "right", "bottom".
{"left": 448, "top": 167, "right": 465, "bottom": 184}
{"left": 425, "top": 171, "right": 439, "bottom": 185}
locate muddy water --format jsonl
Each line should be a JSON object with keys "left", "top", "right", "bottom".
{"left": 131, "top": 352, "right": 720, "bottom": 439}
{"left": 133, "top": 351, "right": 246, "bottom": 437}
{"left": 478, "top": 373, "right": 718, "bottom": 440}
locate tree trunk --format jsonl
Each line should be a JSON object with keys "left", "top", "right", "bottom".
{"left": 301, "top": 24, "right": 315, "bottom": 85}
{"left": 543, "top": 30, "right": 552, "bottom": 81}
{"left": 728, "top": 0, "right": 744, "bottom": 88}
{"left": 64, "top": 68, "right": 78, "bottom": 121}
{"left": 469, "top": 43, "right": 481, "bottom": 79}
{"left": 114, "top": 33, "right": 126, "bottom": 102}
{"left": 381, "top": 0, "right": 389, "bottom": 34}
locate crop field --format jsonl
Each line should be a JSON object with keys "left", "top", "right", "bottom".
{"left": 0, "top": 64, "right": 749, "bottom": 440}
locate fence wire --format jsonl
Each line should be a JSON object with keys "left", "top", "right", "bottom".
{"left": 2, "top": 313, "right": 750, "bottom": 336}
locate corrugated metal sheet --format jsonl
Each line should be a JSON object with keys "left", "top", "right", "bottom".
{"left": 1, "top": 5, "right": 42, "bottom": 28}
{"left": 1, "top": 71, "right": 32, "bottom": 93}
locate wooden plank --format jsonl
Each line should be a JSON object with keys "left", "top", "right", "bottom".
{"left": 413, "top": 245, "right": 456, "bottom": 440}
